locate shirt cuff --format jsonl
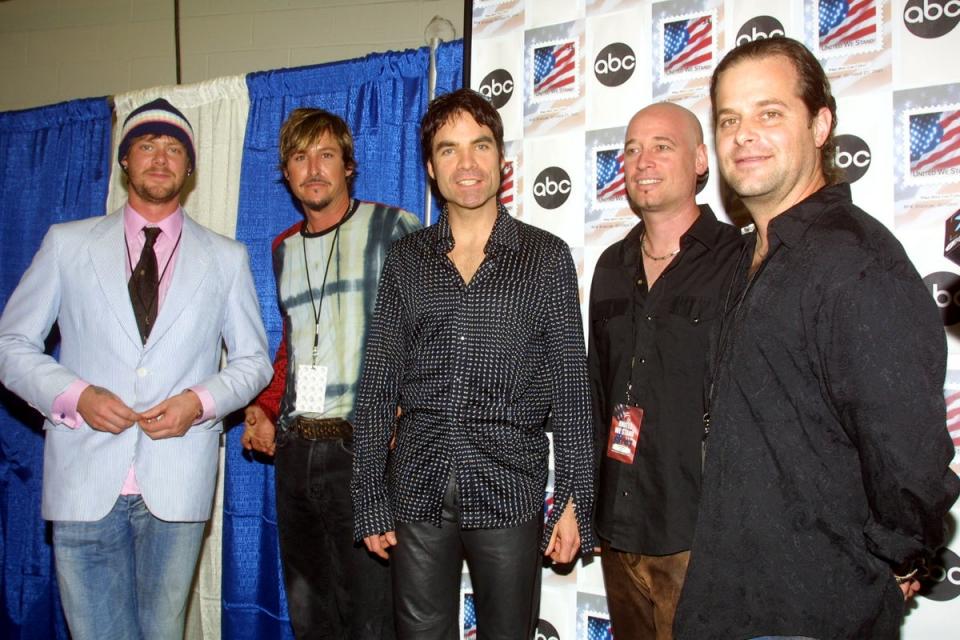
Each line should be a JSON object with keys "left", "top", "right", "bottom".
{"left": 255, "top": 400, "right": 279, "bottom": 425}
{"left": 353, "top": 499, "right": 396, "bottom": 543}
{"left": 543, "top": 487, "right": 597, "bottom": 555}
{"left": 187, "top": 386, "right": 216, "bottom": 424}
{"left": 51, "top": 380, "right": 91, "bottom": 428}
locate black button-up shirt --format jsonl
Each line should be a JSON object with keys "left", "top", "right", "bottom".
{"left": 588, "top": 206, "right": 741, "bottom": 555}
{"left": 675, "top": 183, "right": 960, "bottom": 640}
{"left": 352, "top": 205, "right": 596, "bottom": 551}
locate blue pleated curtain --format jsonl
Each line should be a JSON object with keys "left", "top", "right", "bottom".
{"left": 0, "top": 98, "right": 113, "bottom": 640}
{"left": 224, "top": 42, "right": 463, "bottom": 638}
{"left": 0, "top": 42, "right": 462, "bottom": 640}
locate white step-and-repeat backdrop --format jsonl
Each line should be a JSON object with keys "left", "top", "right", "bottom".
{"left": 460, "top": 1, "right": 960, "bottom": 638}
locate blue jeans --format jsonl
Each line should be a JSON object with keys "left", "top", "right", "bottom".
{"left": 52, "top": 494, "right": 205, "bottom": 640}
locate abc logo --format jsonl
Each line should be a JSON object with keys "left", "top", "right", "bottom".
{"left": 920, "top": 547, "right": 960, "bottom": 601}
{"left": 594, "top": 42, "right": 636, "bottom": 87}
{"left": 533, "top": 167, "right": 572, "bottom": 210}
{"left": 478, "top": 69, "right": 514, "bottom": 109}
{"left": 535, "top": 619, "right": 560, "bottom": 640}
{"left": 904, "top": 0, "right": 960, "bottom": 38}
{"left": 833, "top": 134, "right": 872, "bottom": 183}
{"left": 735, "top": 16, "right": 786, "bottom": 47}
{"left": 923, "top": 271, "right": 960, "bottom": 325}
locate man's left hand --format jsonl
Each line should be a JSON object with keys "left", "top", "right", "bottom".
{"left": 545, "top": 498, "right": 581, "bottom": 564}
{"left": 139, "top": 390, "right": 203, "bottom": 440}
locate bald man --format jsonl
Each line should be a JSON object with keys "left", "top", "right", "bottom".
{"left": 587, "top": 103, "right": 741, "bottom": 640}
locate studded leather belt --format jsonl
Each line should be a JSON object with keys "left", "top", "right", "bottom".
{"left": 290, "top": 416, "right": 352, "bottom": 441}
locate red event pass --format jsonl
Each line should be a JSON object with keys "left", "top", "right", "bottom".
{"left": 606, "top": 404, "right": 643, "bottom": 464}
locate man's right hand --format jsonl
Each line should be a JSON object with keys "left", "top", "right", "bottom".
{"left": 900, "top": 576, "right": 922, "bottom": 600}
{"left": 364, "top": 531, "right": 398, "bottom": 560}
{"left": 241, "top": 405, "right": 276, "bottom": 456}
{"left": 77, "top": 385, "right": 140, "bottom": 433}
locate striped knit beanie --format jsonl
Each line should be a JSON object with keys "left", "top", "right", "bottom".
{"left": 118, "top": 98, "right": 196, "bottom": 168}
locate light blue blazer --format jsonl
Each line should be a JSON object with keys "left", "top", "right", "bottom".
{"left": 0, "top": 207, "right": 272, "bottom": 522}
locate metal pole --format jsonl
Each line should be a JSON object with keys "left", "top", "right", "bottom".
{"left": 424, "top": 36, "right": 440, "bottom": 226}
{"left": 174, "top": 0, "right": 182, "bottom": 84}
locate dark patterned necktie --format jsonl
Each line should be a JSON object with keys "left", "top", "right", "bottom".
{"left": 129, "top": 226, "right": 161, "bottom": 343}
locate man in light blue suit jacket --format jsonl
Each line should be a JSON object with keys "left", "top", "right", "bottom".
{"left": 0, "top": 98, "right": 272, "bottom": 640}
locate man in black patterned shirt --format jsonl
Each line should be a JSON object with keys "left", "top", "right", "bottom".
{"left": 351, "top": 88, "right": 595, "bottom": 640}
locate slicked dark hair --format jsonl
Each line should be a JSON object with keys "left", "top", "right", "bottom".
{"left": 710, "top": 36, "right": 843, "bottom": 185}
{"left": 420, "top": 88, "right": 505, "bottom": 165}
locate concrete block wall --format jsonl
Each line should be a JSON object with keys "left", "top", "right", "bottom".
{"left": 0, "top": 0, "right": 464, "bottom": 112}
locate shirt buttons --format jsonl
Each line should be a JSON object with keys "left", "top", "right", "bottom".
{"left": 646, "top": 315, "right": 653, "bottom": 321}
{"left": 621, "top": 491, "right": 630, "bottom": 497}
{"left": 136, "top": 367, "right": 148, "bottom": 377}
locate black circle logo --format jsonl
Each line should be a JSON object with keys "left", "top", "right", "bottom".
{"left": 904, "top": 0, "right": 960, "bottom": 38}
{"left": 923, "top": 271, "right": 960, "bottom": 325}
{"left": 534, "top": 619, "right": 561, "bottom": 640}
{"left": 532, "top": 167, "right": 572, "bottom": 209}
{"left": 920, "top": 547, "right": 960, "bottom": 601}
{"left": 478, "top": 69, "right": 515, "bottom": 109}
{"left": 593, "top": 42, "right": 636, "bottom": 87}
{"left": 833, "top": 134, "right": 872, "bottom": 183}
{"left": 735, "top": 16, "right": 787, "bottom": 47}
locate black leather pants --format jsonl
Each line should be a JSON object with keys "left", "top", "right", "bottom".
{"left": 391, "top": 474, "right": 542, "bottom": 640}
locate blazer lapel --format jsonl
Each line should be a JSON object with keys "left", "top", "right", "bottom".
{"left": 89, "top": 210, "right": 142, "bottom": 348}
{"left": 145, "top": 215, "right": 211, "bottom": 349}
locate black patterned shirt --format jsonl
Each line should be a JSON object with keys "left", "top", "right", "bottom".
{"left": 351, "top": 205, "right": 596, "bottom": 552}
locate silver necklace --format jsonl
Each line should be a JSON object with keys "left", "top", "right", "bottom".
{"left": 640, "top": 232, "right": 680, "bottom": 261}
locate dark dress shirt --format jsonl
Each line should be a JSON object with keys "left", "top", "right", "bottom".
{"left": 351, "top": 205, "right": 596, "bottom": 551}
{"left": 588, "top": 206, "right": 741, "bottom": 555}
{"left": 674, "top": 183, "right": 960, "bottom": 640}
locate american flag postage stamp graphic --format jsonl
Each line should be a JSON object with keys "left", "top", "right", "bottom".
{"left": 523, "top": 21, "right": 585, "bottom": 136}
{"left": 471, "top": 0, "right": 522, "bottom": 36}
{"left": 577, "top": 592, "right": 613, "bottom": 640}
{"left": 586, "top": 614, "right": 613, "bottom": 640}
{"left": 585, "top": 126, "right": 634, "bottom": 247}
{"left": 945, "top": 385, "right": 960, "bottom": 474}
{"left": 593, "top": 145, "right": 627, "bottom": 207}
{"left": 462, "top": 592, "right": 477, "bottom": 638}
{"left": 498, "top": 158, "right": 517, "bottom": 214}
{"left": 814, "top": 0, "right": 883, "bottom": 57}
{"left": 904, "top": 105, "right": 960, "bottom": 186}
{"left": 659, "top": 10, "right": 716, "bottom": 82}
{"left": 531, "top": 39, "right": 580, "bottom": 102}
